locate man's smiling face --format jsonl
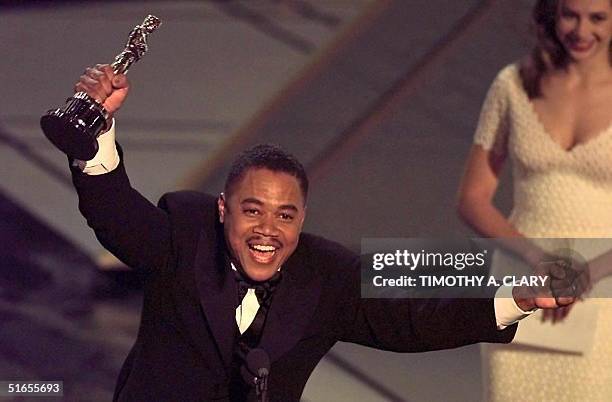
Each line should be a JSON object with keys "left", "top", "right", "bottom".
{"left": 218, "top": 167, "right": 306, "bottom": 282}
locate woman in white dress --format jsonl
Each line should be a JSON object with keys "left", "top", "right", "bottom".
{"left": 456, "top": 0, "right": 612, "bottom": 400}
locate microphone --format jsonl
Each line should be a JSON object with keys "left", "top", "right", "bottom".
{"left": 241, "top": 348, "right": 270, "bottom": 402}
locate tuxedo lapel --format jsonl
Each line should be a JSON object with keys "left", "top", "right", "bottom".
{"left": 192, "top": 223, "right": 322, "bottom": 366}
{"left": 259, "top": 247, "right": 321, "bottom": 363}
{"left": 193, "top": 225, "right": 237, "bottom": 369}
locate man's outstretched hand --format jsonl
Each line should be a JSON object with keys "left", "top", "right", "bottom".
{"left": 512, "top": 258, "right": 590, "bottom": 312}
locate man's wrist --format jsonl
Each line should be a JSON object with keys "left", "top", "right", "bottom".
{"left": 494, "top": 285, "right": 536, "bottom": 329}
{"left": 103, "top": 116, "right": 113, "bottom": 133}
{"left": 73, "top": 118, "right": 120, "bottom": 175}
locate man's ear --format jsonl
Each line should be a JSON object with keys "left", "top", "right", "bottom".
{"left": 217, "top": 193, "right": 226, "bottom": 223}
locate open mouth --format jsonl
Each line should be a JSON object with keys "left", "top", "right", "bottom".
{"left": 247, "top": 243, "right": 279, "bottom": 264}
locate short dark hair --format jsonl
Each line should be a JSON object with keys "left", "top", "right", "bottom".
{"left": 224, "top": 144, "right": 309, "bottom": 201}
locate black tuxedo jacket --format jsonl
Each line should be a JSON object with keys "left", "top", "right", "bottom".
{"left": 70, "top": 155, "right": 516, "bottom": 402}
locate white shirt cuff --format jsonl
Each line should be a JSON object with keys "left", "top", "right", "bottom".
{"left": 494, "top": 285, "right": 536, "bottom": 329}
{"left": 72, "top": 119, "right": 120, "bottom": 175}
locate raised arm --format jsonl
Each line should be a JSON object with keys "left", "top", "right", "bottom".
{"left": 69, "top": 64, "right": 171, "bottom": 272}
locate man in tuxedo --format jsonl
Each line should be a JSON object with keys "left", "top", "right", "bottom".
{"left": 66, "top": 65, "right": 575, "bottom": 401}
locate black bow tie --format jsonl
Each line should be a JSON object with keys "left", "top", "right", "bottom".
{"left": 234, "top": 269, "right": 282, "bottom": 305}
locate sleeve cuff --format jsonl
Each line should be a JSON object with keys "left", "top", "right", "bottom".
{"left": 493, "top": 285, "right": 536, "bottom": 329}
{"left": 72, "top": 119, "right": 120, "bottom": 175}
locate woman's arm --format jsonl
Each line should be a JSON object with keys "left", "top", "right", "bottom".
{"left": 456, "top": 145, "right": 544, "bottom": 266}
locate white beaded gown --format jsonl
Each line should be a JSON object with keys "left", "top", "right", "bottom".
{"left": 473, "top": 64, "right": 612, "bottom": 402}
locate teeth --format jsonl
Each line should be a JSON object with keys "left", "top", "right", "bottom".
{"left": 251, "top": 244, "right": 276, "bottom": 252}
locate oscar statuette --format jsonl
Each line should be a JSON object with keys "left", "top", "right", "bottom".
{"left": 40, "top": 15, "right": 161, "bottom": 160}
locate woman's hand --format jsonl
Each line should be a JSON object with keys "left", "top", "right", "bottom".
{"left": 538, "top": 257, "right": 592, "bottom": 323}
{"left": 541, "top": 303, "right": 575, "bottom": 324}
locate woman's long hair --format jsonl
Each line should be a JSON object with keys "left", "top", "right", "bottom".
{"left": 520, "top": 0, "right": 612, "bottom": 98}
